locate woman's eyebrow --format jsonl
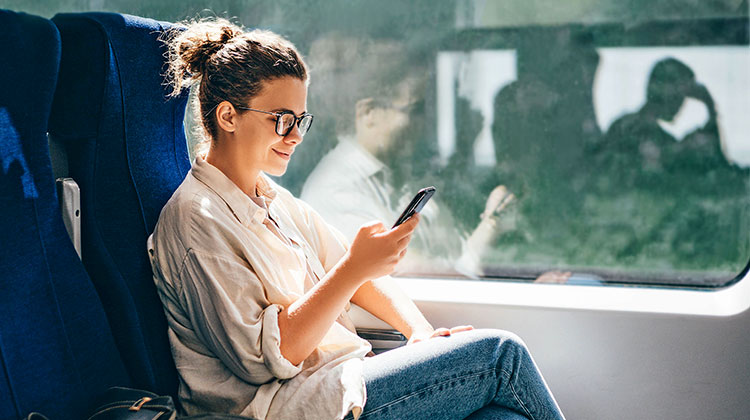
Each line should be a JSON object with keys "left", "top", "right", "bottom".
{"left": 271, "top": 107, "right": 308, "bottom": 115}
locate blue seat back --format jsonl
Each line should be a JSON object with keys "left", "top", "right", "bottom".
{"left": 0, "top": 9, "right": 129, "bottom": 420}
{"left": 49, "top": 12, "right": 191, "bottom": 397}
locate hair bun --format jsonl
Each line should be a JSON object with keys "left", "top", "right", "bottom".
{"left": 180, "top": 20, "right": 242, "bottom": 76}
{"left": 164, "top": 18, "right": 244, "bottom": 96}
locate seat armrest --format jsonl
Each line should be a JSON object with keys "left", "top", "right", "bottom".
{"left": 56, "top": 177, "right": 81, "bottom": 258}
{"left": 350, "top": 304, "right": 407, "bottom": 353}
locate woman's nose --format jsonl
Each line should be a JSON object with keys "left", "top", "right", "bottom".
{"left": 283, "top": 123, "right": 303, "bottom": 144}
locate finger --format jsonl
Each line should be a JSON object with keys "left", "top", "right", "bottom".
{"left": 395, "top": 238, "right": 410, "bottom": 259}
{"left": 431, "top": 328, "right": 450, "bottom": 338}
{"left": 392, "top": 213, "right": 420, "bottom": 238}
{"left": 397, "top": 233, "right": 413, "bottom": 247}
{"left": 362, "top": 220, "right": 386, "bottom": 233}
{"left": 393, "top": 214, "right": 419, "bottom": 236}
{"left": 498, "top": 193, "right": 515, "bottom": 210}
{"left": 449, "top": 325, "right": 474, "bottom": 334}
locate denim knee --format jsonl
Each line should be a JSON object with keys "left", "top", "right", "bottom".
{"left": 490, "top": 329, "right": 527, "bottom": 349}
{"left": 473, "top": 329, "right": 530, "bottom": 373}
{"left": 474, "top": 329, "right": 528, "bottom": 352}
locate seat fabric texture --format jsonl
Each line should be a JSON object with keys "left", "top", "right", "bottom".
{"left": 0, "top": 9, "right": 130, "bottom": 420}
{"left": 49, "top": 12, "right": 191, "bottom": 398}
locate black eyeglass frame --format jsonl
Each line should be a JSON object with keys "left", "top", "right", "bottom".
{"left": 235, "top": 106, "right": 314, "bottom": 137}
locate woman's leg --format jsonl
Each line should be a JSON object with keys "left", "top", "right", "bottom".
{"left": 465, "top": 406, "right": 530, "bottom": 420}
{"left": 346, "top": 329, "right": 564, "bottom": 420}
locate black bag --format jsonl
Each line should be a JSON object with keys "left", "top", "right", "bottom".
{"left": 89, "top": 387, "right": 176, "bottom": 420}
{"left": 24, "top": 387, "right": 257, "bottom": 420}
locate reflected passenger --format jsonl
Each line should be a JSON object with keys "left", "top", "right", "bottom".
{"left": 595, "top": 57, "right": 748, "bottom": 266}
{"left": 301, "top": 39, "right": 516, "bottom": 278}
{"left": 439, "top": 94, "right": 503, "bottom": 234}
{"left": 601, "top": 58, "right": 722, "bottom": 187}
{"left": 491, "top": 30, "right": 601, "bottom": 228}
{"left": 148, "top": 19, "right": 565, "bottom": 420}
{"left": 301, "top": 91, "right": 516, "bottom": 278}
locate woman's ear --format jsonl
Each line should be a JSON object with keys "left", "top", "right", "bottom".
{"left": 215, "top": 101, "right": 237, "bottom": 133}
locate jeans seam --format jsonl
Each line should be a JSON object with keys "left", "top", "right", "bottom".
{"left": 501, "top": 368, "right": 534, "bottom": 420}
{"left": 360, "top": 367, "right": 497, "bottom": 419}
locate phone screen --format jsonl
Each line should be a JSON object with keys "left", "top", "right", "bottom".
{"left": 392, "top": 186, "right": 436, "bottom": 228}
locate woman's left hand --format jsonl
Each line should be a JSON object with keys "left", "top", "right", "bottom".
{"left": 407, "top": 325, "right": 474, "bottom": 345}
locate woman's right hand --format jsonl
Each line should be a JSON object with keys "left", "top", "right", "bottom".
{"left": 344, "top": 213, "right": 420, "bottom": 283}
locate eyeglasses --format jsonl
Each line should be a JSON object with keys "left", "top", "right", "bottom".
{"left": 235, "top": 106, "right": 314, "bottom": 137}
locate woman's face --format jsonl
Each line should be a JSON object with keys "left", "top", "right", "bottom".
{"left": 234, "top": 76, "right": 308, "bottom": 177}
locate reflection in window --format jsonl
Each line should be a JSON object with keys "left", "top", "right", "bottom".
{"left": 295, "top": 6, "right": 749, "bottom": 288}
{"left": 25, "top": 0, "right": 746, "bottom": 288}
{"left": 429, "top": 41, "right": 750, "bottom": 286}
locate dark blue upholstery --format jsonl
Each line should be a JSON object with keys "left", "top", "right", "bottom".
{"left": 49, "top": 13, "right": 191, "bottom": 398}
{"left": 0, "top": 9, "right": 130, "bottom": 420}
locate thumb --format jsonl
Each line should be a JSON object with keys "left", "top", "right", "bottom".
{"left": 360, "top": 220, "right": 385, "bottom": 233}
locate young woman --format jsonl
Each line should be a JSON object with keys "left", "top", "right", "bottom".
{"left": 148, "top": 18, "right": 566, "bottom": 420}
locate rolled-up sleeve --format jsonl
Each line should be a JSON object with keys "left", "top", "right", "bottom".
{"left": 260, "top": 303, "right": 304, "bottom": 378}
{"left": 179, "top": 249, "right": 302, "bottom": 385}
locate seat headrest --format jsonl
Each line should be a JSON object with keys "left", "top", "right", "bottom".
{"left": 50, "top": 12, "right": 190, "bottom": 232}
{"left": 0, "top": 9, "right": 60, "bottom": 196}
{"left": 47, "top": 15, "right": 107, "bottom": 140}
{"left": 50, "top": 13, "right": 182, "bottom": 143}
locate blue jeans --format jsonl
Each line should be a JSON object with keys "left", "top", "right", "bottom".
{"left": 345, "top": 329, "right": 565, "bottom": 420}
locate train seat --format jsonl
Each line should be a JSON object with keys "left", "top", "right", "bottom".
{"left": 48, "top": 12, "right": 191, "bottom": 399}
{"left": 0, "top": 9, "right": 130, "bottom": 420}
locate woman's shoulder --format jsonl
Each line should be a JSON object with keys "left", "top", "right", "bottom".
{"left": 154, "top": 173, "right": 235, "bottom": 252}
{"left": 159, "top": 173, "right": 210, "bottom": 220}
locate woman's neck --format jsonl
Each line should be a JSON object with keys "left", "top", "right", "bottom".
{"left": 205, "top": 148, "right": 260, "bottom": 197}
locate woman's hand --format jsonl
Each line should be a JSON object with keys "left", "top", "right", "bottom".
{"left": 407, "top": 325, "right": 474, "bottom": 345}
{"left": 343, "top": 214, "right": 420, "bottom": 284}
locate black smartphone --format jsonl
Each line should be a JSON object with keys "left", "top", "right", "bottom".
{"left": 392, "top": 186, "right": 436, "bottom": 228}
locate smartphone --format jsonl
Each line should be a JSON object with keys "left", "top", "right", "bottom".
{"left": 392, "top": 186, "right": 436, "bottom": 228}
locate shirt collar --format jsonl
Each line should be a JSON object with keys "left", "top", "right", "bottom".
{"left": 335, "top": 136, "right": 386, "bottom": 178}
{"left": 190, "top": 157, "right": 277, "bottom": 226}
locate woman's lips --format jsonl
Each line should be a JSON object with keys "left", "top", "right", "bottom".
{"left": 273, "top": 149, "right": 291, "bottom": 160}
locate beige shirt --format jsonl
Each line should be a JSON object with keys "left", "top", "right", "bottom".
{"left": 147, "top": 157, "right": 371, "bottom": 420}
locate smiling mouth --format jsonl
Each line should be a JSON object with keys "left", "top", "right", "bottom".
{"left": 273, "top": 149, "right": 292, "bottom": 160}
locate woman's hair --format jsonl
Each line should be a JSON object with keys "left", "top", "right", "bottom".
{"left": 164, "top": 18, "right": 308, "bottom": 143}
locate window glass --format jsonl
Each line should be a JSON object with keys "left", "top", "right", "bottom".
{"left": 19, "top": 0, "right": 749, "bottom": 287}
{"left": 437, "top": 2, "right": 750, "bottom": 288}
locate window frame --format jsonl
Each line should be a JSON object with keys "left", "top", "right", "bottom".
{"left": 395, "top": 258, "right": 750, "bottom": 317}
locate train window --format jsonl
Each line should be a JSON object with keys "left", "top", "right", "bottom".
{"left": 21, "top": 0, "right": 749, "bottom": 288}
{"left": 420, "top": 3, "right": 750, "bottom": 289}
